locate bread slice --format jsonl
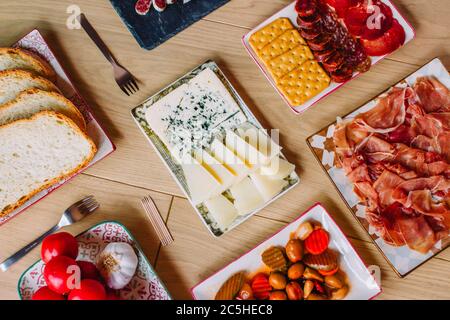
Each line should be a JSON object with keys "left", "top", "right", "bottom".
{"left": 0, "top": 89, "right": 86, "bottom": 130}
{"left": 0, "top": 48, "right": 56, "bottom": 80}
{"left": 0, "top": 70, "right": 58, "bottom": 105}
{"left": 0, "top": 111, "right": 97, "bottom": 217}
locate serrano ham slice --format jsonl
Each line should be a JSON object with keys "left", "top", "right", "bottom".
{"left": 373, "top": 170, "right": 404, "bottom": 206}
{"left": 414, "top": 77, "right": 450, "bottom": 113}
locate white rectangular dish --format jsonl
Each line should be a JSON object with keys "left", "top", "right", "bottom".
{"left": 131, "top": 61, "right": 299, "bottom": 237}
{"left": 1, "top": 29, "right": 116, "bottom": 226}
{"left": 242, "top": 0, "right": 415, "bottom": 114}
{"left": 191, "top": 203, "right": 381, "bottom": 300}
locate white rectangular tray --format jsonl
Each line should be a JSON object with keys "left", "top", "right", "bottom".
{"left": 192, "top": 203, "right": 381, "bottom": 300}
{"left": 131, "top": 60, "right": 300, "bottom": 237}
{"left": 242, "top": 0, "right": 415, "bottom": 114}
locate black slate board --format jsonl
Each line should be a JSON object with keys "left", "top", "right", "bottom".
{"left": 110, "top": 0, "right": 230, "bottom": 50}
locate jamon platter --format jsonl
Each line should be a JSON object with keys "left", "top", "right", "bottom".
{"left": 307, "top": 58, "right": 450, "bottom": 276}
{"left": 242, "top": 0, "right": 415, "bottom": 114}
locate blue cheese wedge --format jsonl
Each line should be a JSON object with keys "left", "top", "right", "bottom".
{"left": 145, "top": 68, "right": 247, "bottom": 160}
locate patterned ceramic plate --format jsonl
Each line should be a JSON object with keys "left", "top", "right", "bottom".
{"left": 131, "top": 60, "right": 300, "bottom": 237}
{"left": 18, "top": 221, "right": 171, "bottom": 300}
{"left": 307, "top": 58, "right": 450, "bottom": 276}
{"left": 192, "top": 203, "right": 381, "bottom": 300}
{"left": 242, "top": 0, "right": 415, "bottom": 114}
{"left": 1, "top": 29, "right": 116, "bottom": 226}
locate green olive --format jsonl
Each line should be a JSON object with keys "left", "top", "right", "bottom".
{"left": 285, "top": 239, "right": 304, "bottom": 263}
{"left": 325, "top": 274, "right": 343, "bottom": 289}
{"left": 269, "top": 272, "right": 287, "bottom": 290}
{"left": 331, "top": 285, "right": 349, "bottom": 300}
{"left": 287, "top": 263, "right": 305, "bottom": 280}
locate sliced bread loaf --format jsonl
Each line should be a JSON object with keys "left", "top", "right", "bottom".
{"left": 0, "top": 111, "right": 97, "bottom": 217}
{"left": 0, "top": 89, "right": 86, "bottom": 130}
{"left": 0, "top": 70, "right": 58, "bottom": 105}
{"left": 0, "top": 48, "right": 55, "bottom": 80}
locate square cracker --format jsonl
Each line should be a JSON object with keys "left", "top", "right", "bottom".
{"left": 249, "top": 18, "right": 294, "bottom": 53}
{"left": 259, "top": 29, "right": 307, "bottom": 63}
{"left": 266, "top": 45, "right": 314, "bottom": 81}
{"left": 278, "top": 60, "right": 330, "bottom": 106}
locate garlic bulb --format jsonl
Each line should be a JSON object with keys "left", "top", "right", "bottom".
{"left": 96, "top": 242, "right": 138, "bottom": 290}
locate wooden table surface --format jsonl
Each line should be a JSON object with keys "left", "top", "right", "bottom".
{"left": 0, "top": 0, "right": 449, "bottom": 300}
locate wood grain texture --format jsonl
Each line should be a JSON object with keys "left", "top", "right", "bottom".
{"left": 0, "top": 0, "right": 448, "bottom": 300}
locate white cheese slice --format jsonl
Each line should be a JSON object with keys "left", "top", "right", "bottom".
{"left": 259, "top": 157, "right": 295, "bottom": 180}
{"left": 225, "top": 130, "right": 264, "bottom": 170}
{"left": 180, "top": 153, "right": 222, "bottom": 205}
{"left": 249, "top": 172, "right": 288, "bottom": 202}
{"left": 194, "top": 149, "right": 235, "bottom": 194}
{"left": 204, "top": 194, "right": 238, "bottom": 231}
{"left": 238, "top": 126, "right": 282, "bottom": 164}
{"left": 210, "top": 139, "right": 249, "bottom": 181}
{"left": 229, "top": 177, "right": 265, "bottom": 216}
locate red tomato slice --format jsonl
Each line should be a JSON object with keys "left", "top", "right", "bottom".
{"left": 251, "top": 274, "right": 271, "bottom": 300}
{"left": 77, "top": 260, "right": 100, "bottom": 280}
{"left": 43, "top": 256, "right": 78, "bottom": 295}
{"left": 68, "top": 279, "right": 107, "bottom": 300}
{"left": 360, "top": 19, "right": 406, "bottom": 56}
{"left": 41, "top": 232, "right": 78, "bottom": 264}
{"left": 304, "top": 229, "right": 329, "bottom": 255}
{"left": 32, "top": 286, "right": 65, "bottom": 300}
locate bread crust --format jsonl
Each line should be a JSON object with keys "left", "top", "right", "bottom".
{"left": 0, "top": 88, "right": 86, "bottom": 131}
{"left": 0, "top": 69, "right": 59, "bottom": 93}
{"left": 0, "top": 47, "right": 56, "bottom": 81}
{"left": 0, "top": 110, "right": 97, "bottom": 217}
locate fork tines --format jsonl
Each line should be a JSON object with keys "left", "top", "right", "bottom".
{"left": 78, "top": 195, "right": 100, "bottom": 214}
{"left": 120, "top": 76, "right": 139, "bottom": 96}
{"left": 141, "top": 196, "right": 174, "bottom": 247}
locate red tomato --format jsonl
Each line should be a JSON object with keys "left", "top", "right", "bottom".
{"left": 77, "top": 260, "right": 100, "bottom": 280}
{"left": 44, "top": 255, "right": 79, "bottom": 294}
{"left": 68, "top": 279, "right": 107, "bottom": 300}
{"left": 251, "top": 274, "right": 271, "bottom": 300}
{"left": 305, "top": 229, "right": 329, "bottom": 255}
{"left": 41, "top": 232, "right": 78, "bottom": 264}
{"left": 360, "top": 19, "right": 406, "bottom": 56}
{"left": 32, "top": 286, "right": 65, "bottom": 300}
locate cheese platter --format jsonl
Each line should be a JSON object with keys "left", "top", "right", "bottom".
{"left": 132, "top": 61, "right": 299, "bottom": 237}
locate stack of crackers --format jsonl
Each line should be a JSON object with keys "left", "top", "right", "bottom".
{"left": 249, "top": 18, "right": 330, "bottom": 106}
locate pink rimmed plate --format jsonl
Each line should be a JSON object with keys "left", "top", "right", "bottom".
{"left": 18, "top": 221, "right": 171, "bottom": 300}
{"left": 0, "top": 29, "right": 116, "bottom": 226}
{"left": 191, "top": 203, "right": 381, "bottom": 300}
{"left": 242, "top": 0, "right": 415, "bottom": 114}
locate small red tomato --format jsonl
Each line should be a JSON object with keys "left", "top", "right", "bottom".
{"left": 77, "top": 260, "right": 100, "bottom": 280}
{"left": 68, "top": 279, "right": 107, "bottom": 300}
{"left": 44, "top": 255, "right": 79, "bottom": 295}
{"left": 32, "top": 286, "right": 65, "bottom": 300}
{"left": 41, "top": 232, "right": 78, "bottom": 264}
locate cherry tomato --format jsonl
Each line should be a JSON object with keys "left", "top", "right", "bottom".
{"left": 68, "top": 279, "right": 107, "bottom": 300}
{"left": 77, "top": 260, "right": 100, "bottom": 280}
{"left": 44, "top": 255, "right": 78, "bottom": 294}
{"left": 32, "top": 286, "right": 65, "bottom": 300}
{"left": 41, "top": 232, "right": 78, "bottom": 264}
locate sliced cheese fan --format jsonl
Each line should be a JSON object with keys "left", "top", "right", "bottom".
{"left": 229, "top": 177, "right": 265, "bottom": 216}
{"left": 204, "top": 194, "right": 238, "bottom": 231}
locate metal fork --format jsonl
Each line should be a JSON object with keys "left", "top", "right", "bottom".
{"left": 78, "top": 13, "right": 139, "bottom": 96}
{"left": 0, "top": 196, "right": 99, "bottom": 272}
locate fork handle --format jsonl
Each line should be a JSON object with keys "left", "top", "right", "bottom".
{"left": 78, "top": 13, "right": 118, "bottom": 66}
{"left": 0, "top": 224, "right": 60, "bottom": 272}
